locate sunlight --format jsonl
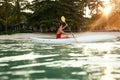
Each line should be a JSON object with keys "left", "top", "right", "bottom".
{"left": 101, "top": 0, "right": 112, "bottom": 16}
{"left": 83, "top": 43, "right": 112, "bottom": 56}
{"left": 101, "top": 0, "right": 110, "bottom": 4}
{"left": 22, "top": 9, "right": 34, "bottom": 13}
{"left": 100, "top": 65, "right": 114, "bottom": 80}
{"left": 28, "top": 0, "right": 33, "bottom": 2}
{"left": 100, "top": 53, "right": 116, "bottom": 80}
{"left": 103, "top": 5, "right": 112, "bottom": 16}
{"left": 84, "top": 6, "right": 91, "bottom": 18}
{"left": 101, "top": 74, "right": 114, "bottom": 80}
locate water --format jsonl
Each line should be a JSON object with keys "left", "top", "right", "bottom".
{"left": 0, "top": 40, "right": 120, "bottom": 80}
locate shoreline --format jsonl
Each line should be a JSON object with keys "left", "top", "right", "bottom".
{"left": 0, "top": 32, "right": 119, "bottom": 40}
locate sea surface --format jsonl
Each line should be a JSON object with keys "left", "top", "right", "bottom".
{"left": 0, "top": 40, "right": 120, "bottom": 80}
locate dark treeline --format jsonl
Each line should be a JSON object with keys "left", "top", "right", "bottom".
{"left": 0, "top": 0, "right": 120, "bottom": 34}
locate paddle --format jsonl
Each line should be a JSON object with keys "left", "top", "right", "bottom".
{"left": 61, "top": 16, "right": 78, "bottom": 42}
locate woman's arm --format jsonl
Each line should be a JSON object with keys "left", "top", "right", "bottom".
{"left": 62, "top": 24, "right": 68, "bottom": 29}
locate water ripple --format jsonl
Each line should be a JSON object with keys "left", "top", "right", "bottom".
{"left": 0, "top": 53, "right": 59, "bottom": 62}
{"left": 0, "top": 40, "right": 120, "bottom": 80}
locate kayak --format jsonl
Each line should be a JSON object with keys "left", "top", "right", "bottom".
{"left": 31, "top": 35, "right": 116, "bottom": 44}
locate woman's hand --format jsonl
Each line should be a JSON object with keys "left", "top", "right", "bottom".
{"left": 66, "top": 24, "right": 68, "bottom": 27}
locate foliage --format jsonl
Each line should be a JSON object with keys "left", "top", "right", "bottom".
{"left": 0, "top": 0, "right": 29, "bottom": 33}
{"left": 29, "top": 0, "right": 87, "bottom": 32}
{"left": 0, "top": 18, "right": 5, "bottom": 31}
{"left": 0, "top": 0, "right": 120, "bottom": 33}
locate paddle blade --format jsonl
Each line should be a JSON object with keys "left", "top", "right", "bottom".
{"left": 61, "top": 16, "right": 66, "bottom": 23}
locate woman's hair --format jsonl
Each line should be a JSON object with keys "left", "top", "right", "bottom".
{"left": 57, "top": 23, "right": 62, "bottom": 28}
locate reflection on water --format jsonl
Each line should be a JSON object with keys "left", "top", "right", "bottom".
{"left": 0, "top": 40, "right": 120, "bottom": 80}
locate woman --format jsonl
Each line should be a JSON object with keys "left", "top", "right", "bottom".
{"left": 56, "top": 23, "right": 69, "bottom": 39}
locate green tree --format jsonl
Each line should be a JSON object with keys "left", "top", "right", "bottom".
{"left": 29, "top": 0, "right": 87, "bottom": 32}
{"left": 0, "top": 0, "right": 29, "bottom": 33}
{"left": 0, "top": 0, "right": 14, "bottom": 33}
{"left": 9, "top": 0, "right": 27, "bottom": 26}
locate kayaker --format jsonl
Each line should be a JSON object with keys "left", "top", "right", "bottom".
{"left": 56, "top": 23, "right": 69, "bottom": 39}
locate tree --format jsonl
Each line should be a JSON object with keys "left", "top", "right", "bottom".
{"left": 10, "top": 0, "right": 29, "bottom": 31}
{"left": 0, "top": 0, "right": 14, "bottom": 33}
{"left": 0, "top": 0, "right": 29, "bottom": 33}
{"left": 29, "top": 0, "right": 87, "bottom": 32}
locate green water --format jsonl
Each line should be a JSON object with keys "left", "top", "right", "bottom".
{"left": 0, "top": 40, "right": 120, "bottom": 80}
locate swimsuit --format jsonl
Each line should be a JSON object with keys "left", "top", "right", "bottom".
{"left": 56, "top": 32, "right": 62, "bottom": 39}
